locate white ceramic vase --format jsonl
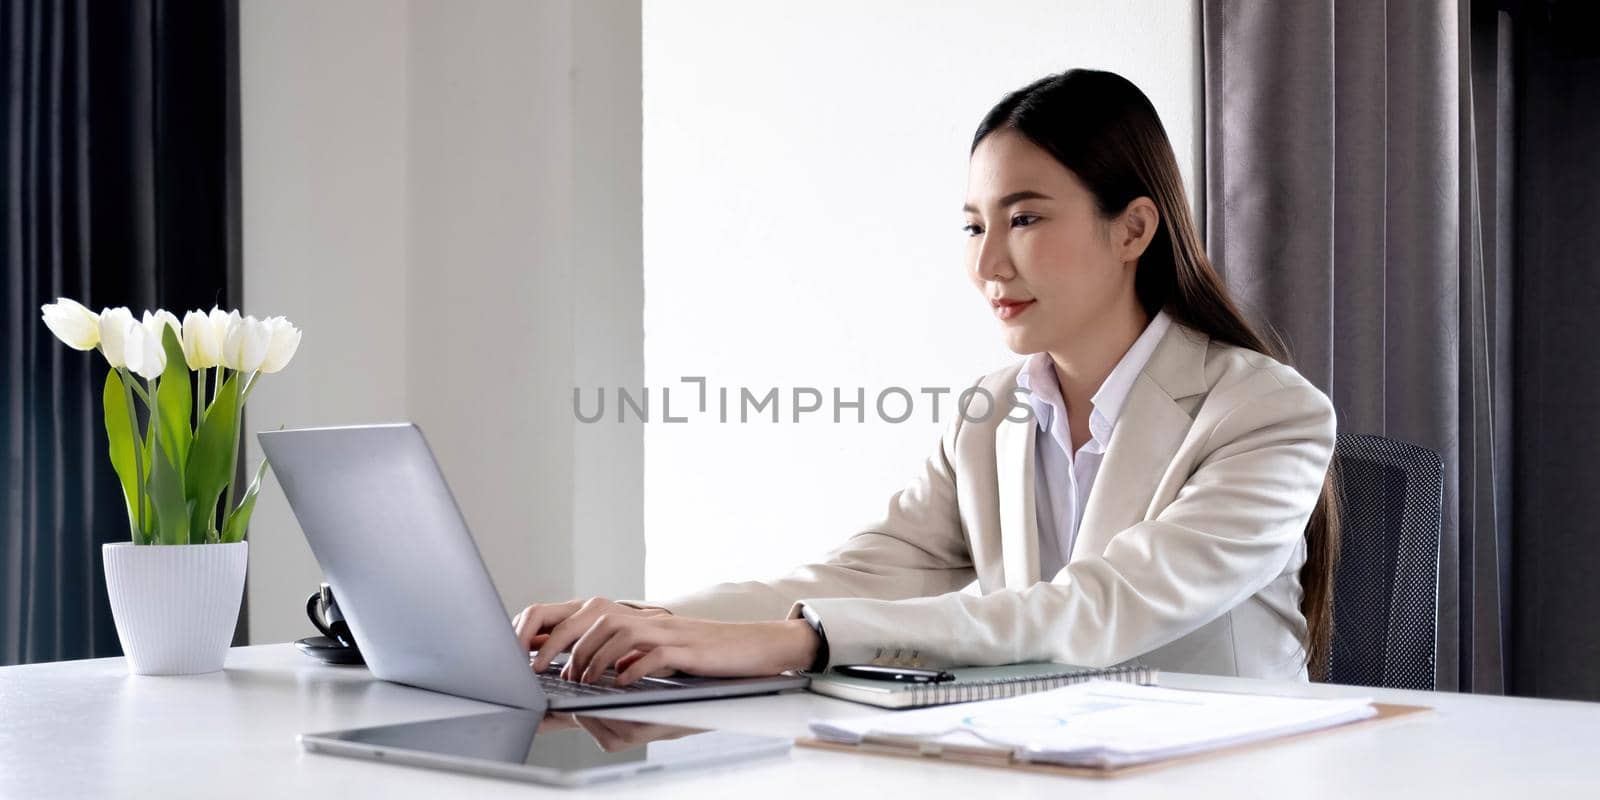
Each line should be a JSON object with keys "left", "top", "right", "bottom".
{"left": 102, "top": 541, "right": 248, "bottom": 675}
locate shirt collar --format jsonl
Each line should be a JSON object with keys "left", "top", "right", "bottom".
{"left": 1016, "top": 349, "right": 1062, "bottom": 432}
{"left": 1014, "top": 310, "right": 1173, "bottom": 442}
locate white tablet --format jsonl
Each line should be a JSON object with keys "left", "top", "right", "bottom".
{"left": 300, "top": 710, "right": 790, "bottom": 787}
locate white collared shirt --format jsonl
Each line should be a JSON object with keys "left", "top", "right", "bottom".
{"left": 1015, "top": 310, "right": 1173, "bottom": 579}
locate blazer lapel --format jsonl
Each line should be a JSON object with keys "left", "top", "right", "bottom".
{"left": 1070, "top": 323, "right": 1212, "bottom": 564}
{"left": 995, "top": 407, "right": 1040, "bottom": 588}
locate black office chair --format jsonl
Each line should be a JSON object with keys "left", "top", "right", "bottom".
{"left": 1320, "top": 433, "right": 1443, "bottom": 690}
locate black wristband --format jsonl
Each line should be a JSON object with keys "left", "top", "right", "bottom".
{"left": 798, "top": 603, "right": 829, "bottom": 673}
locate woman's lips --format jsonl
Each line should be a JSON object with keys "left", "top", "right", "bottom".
{"left": 992, "top": 299, "right": 1035, "bottom": 321}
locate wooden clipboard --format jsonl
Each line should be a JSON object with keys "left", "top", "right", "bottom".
{"left": 796, "top": 702, "right": 1432, "bottom": 779}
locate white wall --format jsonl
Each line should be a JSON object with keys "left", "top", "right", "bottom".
{"left": 641, "top": 0, "right": 1202, "bottom": 600}
{"left": 406, "top": 0, "right": 645, "bottom": 608}
{"left": 239, "top": 0, "right": 1201, "bottom": 638}
{"left": 241, "top": 0, "right": 643, "bottom": 644}
{"left": 239, "top": 0, "right": 411, "bottom": 643}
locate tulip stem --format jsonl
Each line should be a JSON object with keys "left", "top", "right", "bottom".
{"left": 221, "top": 374, "right": 243, "bottom": 527}
{"left": 145, "top": 377, "right": 160, "bottom": 457}
{"left": 125, "top": 375, "right": 151, "bottom": 407}
{"left": 195, "top": 368, "right": 206, "bottom": 430}
{"left": 242, "top": 370, "right": 260, "bottom": 400}
{"left": 119, "top": 368, "right": 146, "bottom": 543}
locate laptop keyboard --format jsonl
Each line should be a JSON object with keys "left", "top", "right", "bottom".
{"left": 537, "top": 671, "right": 637, "bottom": 696}
{"left": 530, "top": 656, "right": 658, "bottom": 696}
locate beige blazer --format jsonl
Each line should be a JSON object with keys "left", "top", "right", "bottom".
{"left": 645, "top": 320, "right": 1337, "bottom": 680}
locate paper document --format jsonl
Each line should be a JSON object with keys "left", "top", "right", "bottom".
{"left": 809, "top": 679, "right": 1377, "bottom": 769}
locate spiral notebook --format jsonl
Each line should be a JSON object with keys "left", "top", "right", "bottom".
{"left": 805, "top": 662, "right": 1158, "bottom": 709}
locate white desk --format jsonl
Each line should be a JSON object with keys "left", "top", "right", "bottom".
{"left": 2, "top": 644, "right": 1597, "bottom": 797}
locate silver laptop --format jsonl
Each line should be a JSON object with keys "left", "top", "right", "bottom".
{"left": 258, "top": 422, "right": 808, "bottom": 711}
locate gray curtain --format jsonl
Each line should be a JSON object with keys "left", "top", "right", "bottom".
{"left": 1201, "top": 0, "right": 1514, "bottom": 693}
{"left": 1, "top": 0, "right": 243, "bottom": 665}
{"left": 1508, "top": 3, "right": 1600, "bottom": 701}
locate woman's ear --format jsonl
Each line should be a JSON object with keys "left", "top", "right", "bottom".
{"left": 1114, "top": 197, "right": 1160, "bottom": 263}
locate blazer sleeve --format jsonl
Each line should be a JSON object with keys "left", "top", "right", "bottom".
{"left": 793, "top": 380, "right": 1337, "bottom": 669}
{"left": 630, "top": 403, "right": 980, "bottom": 623}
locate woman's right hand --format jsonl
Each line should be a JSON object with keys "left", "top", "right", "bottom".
{"left": 512, "top": 597, "right": 670, "bottom": 674}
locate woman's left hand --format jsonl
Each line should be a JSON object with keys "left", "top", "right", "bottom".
{"left": 561, "top": 615, "right": 819, "bottom": 686}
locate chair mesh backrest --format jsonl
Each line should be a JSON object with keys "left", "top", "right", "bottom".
{"left": 1322, "top": 433, "right": 1443, "bottom": 690}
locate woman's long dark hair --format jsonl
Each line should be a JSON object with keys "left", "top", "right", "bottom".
{"left": 972, "top": 69, "right": 1340, "bottom": 678}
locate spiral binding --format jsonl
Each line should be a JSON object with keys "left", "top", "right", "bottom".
{"left": 905, "top": 663, "right": 1158, "bottom": 707}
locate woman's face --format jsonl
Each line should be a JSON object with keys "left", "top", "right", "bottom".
{"left": 963, "top": 129, "right": 1142, "bottom": 356}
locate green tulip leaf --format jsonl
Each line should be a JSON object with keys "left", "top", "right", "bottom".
{"left": 103, "top": 370, "right": 142, "bottom": 541}
{"left": 154, "top": 325, "right": 192, "bottom": 477}
{"left": 186, "top": 371, "right": 240, "bottom": 540}
{"left": 147, "top": 421, "right": 189, "bottom": 546}
{"left": 221, "top": 458, "right": 270, "bottom": 544}
{"left": 186, "top": 497, "right": 199, "bottom": 545}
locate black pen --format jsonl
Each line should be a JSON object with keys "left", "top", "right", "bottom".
{"left": 832, "top": 664, "right": 956, "bottom": 683}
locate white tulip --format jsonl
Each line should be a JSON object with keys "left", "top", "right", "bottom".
{"left": 181, "top": 308, "right": 226, "bottom": 369}
{"left": 123, "top": 320, "right": 167, "bottom": 381}
{"left": 258, "top": 316, "right": 302, "bottom": 374}
{"left": 97, "top": 307, "right": 136, "bottom": 368}
{"left": 212, "top": 308, "right": 238, "bottom": 362}
{"left": 40, "top": 298, "right": 101, "bottom": 350}
{"left": 222, "top": 314, "right": 270, "bottom": 373}
{"left": 141, "top": 309, "right": 182, "bottom": 348}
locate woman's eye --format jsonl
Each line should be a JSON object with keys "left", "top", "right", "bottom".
{"left": 1012, "top": 214, "right": 1039, "bottom": 227}
{"left": 961, "top": 223, "right": 983, "bottom": 237}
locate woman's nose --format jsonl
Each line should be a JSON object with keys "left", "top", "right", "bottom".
{"left": 973, "top": 238, "right": 1013, "bottom": 282}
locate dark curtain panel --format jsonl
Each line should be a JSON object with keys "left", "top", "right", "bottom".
{"left": 1, "top": 0, "right": 242, "bottom": 666}
{"left": 1511, "top": 0, "right": 1600, "bottom": 701}
{"left": 1201, "top": 0, "right": 1515, "bottom": 693}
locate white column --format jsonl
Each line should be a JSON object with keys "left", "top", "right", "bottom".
{"left": 241, "top": 0, "right": 644, "bottom": 643}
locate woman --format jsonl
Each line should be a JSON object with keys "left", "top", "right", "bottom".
{"left": 514, "top": 69, "right": 1339, "bottom": 686}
